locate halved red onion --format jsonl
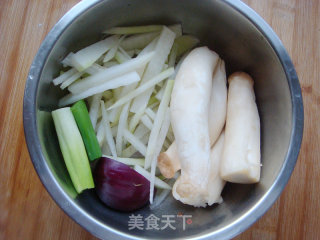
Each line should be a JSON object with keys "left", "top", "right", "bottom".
{"left": 94, "top": 156, "right": 150, "bottom": 211}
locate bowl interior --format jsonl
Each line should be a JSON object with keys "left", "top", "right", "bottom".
{"left": 36, "top": 0, "right": 292, "bottom": 239}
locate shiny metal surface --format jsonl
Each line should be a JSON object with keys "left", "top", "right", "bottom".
{"left": 23, "top": 0, "right": 304, "bottom": 239}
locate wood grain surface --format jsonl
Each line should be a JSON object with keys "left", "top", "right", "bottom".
{"left": 0, "top": 0, "right": 319, "bottom": 239}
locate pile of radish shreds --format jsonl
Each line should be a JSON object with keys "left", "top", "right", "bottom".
{"left": 53, "top": 24, "right": 199, "bottom": 207}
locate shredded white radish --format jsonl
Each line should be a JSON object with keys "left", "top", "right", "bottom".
{"left": 121, "top": 32, "right": 159, "bottom": 50}
{"left": 85, "top": 63, "right": 106, "bottom": 75}
{"left": 150, "top": 189, "right": 170, "bottom": 209}
{"left": 89, "top": 93, "right": 102, "bottom": 129}
{"left": 103, "top": 61, "right": 119, "bottom": 68}
{"left": 122, "top": 132, "right": 151, "bottom": 157}
{"left": 69, "top": 52, "right": 154, "bottom": 94}
{"left": 141, "top": 114, "right": 153, "bottom": 130}
{"left": 53, "top": 68, "right": 77, "bottom": 86}
{"left": 59, "top": 72, "right": 140, "bottom": 107}
{"left": 133, "top": 123, "right": 150, "bottom": 139}
{"left": 155, "top": 85, "right": 165, "bottom": 100}
{"left": 101, "top": 141, "right": 111, "bottom": 156}
{"left": 110, "top": 80, "right": 139, "bottom": 126}
{"left": 134, "top": 165, "right": 171, "bottom": 190}
{"left": 137, "top": 37, "right": 158, "bottom": 56}
{"left": 168, "top": 44, "right": 178, "bottom": 68}
{"left": 115, "top": 51, "right": 130, "bottom": 63}
{"left": 118, "top": 46, "right": 131, "bottom": 59}
{"left": 104, "top": 155, "right": 145, "bottom": 166}
{"left": 96, "top": 120, "right": 104, "bottom": 147}
{"left": 68, "top": 35, "right": 119, "bottom": 71}
{"left": 103, "top": 45, "right": 118, "bottom": 63}
{"left": 61, "top": 52, "right": 74, "bottom": 67}
{"left": 108, "top": 106, "right": 121, "bottom": 124}
{"left": 111, "top": 126, "right": 118, "bottom": 138}
{"left": 60, "top": 72, "right": 83, "bottom": 90}
{"left": 101, "top": 101, "right": 117, "bottom": 159}
{"left": 145, "top": 80, "right": 174, "bottom": 169}
{"left": 149, "top": 107, "right": 171, "bottom": 203}
{"left": 103, "top": 36, "right": 124, "bottom": 63}
{"left": 135, "top": 37, "right": 158, "bottom": 77}
{"left": 108, "top": 67, "right": 174, "bottom": 110}
{"left": 145, "top": 107, "right": 156, "bottom": 121}
{"left": 150, "top": 177, "right": 177, "bottom": 209}
{"left": 122, "top": 145, "right": 137, "bottom": 158}
{"left": 123, "top": 129, "right": 147, "bottom": 156}
{"left": 130, "top": 27, "right": 176, "bottom": 113}
{"left": 128, "top": 106, "right": 146, "bottom": 132}
{"left": 116, "top": 103, "right": 130, "bottom": 156}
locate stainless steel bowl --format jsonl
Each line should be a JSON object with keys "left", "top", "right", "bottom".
{"left": 23, "top": 0, "right": 304, "bottom": 239}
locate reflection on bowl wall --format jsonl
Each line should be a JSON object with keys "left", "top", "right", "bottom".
{"left": 23, "top": 0, "right": 303, "bottom": 239}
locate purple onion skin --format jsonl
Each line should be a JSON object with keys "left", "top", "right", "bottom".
{"left": 94, "top": 157, "right": 150, "bottom": 212}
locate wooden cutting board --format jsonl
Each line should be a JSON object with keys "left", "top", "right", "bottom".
{"left": 0, "top": 0, "right": 319, "bottom": 239}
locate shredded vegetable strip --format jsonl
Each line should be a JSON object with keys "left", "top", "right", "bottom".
{"left": 121, "top": 32, "right": 159, "bottom": 50}
{"left": 149, "top": 107, "right": 171, "bottom": 203}
{"left": 134, "top": 165, "right": 171, "bottom": 190}
{"left": 101, "top": 141, "right": 111, "bottom": 156}
{"left": 108, "top": 105, "right": 121, "bottom": 124}
{"left": 141, "top": 115, "right": 153, "bottom": 130}
{"left": 85, "top": 63, "right": 106, "bottom": 75}
{"left": 60, "top": 72, "right": 83, "bottom": 89}
{"left": 68, "top": 35, "right": 119, "bottom": 71}
{"left": 122, "top": 145, "right": 137, "bottom": 158}
{"left": 118, "top": 46, "right": 132, "bottom": 59}
{"left": 108, "top": 67, "right": 174, "bottom": 110}
{"left": 145, "top": 107, "right": 156, "bottom": 121}
{"left": 103, "top": 61, "right": 119, "bottom": 68}
{"left": 61, "top": 52, "right": 74, "bottom": 67}
{"left": 103, "top": 45, "right": 118, "bottom": 63}
{"left": 96, "top": 120, "right": 104, "bottom": 147}
{"left": 89, "top": 93, "right": 102, "bottom": 129}
{"left": 59, "top": 72, "right": 140, "bottom": 107}
{"left": 68, "top": 52, "right": 154, "bottom": 94}
{"left": 150, "top": 177, "right": 177, "bottom": 209}
{"left": 115, "top": 51, "right": 130, "bottom": 64}
{"left": 116, "top": 103, "right": 130, "bottom": 155}
{"left": 128, "top": 106, "right": 146, "bottom": 132}
{"left": 53, "top": 68, "right": 77, "bottom": 86}
{"left": 103, "top": 36, "right": 124, "bottom": 63}
{"left": 100, "top": 101, "right": 117, "bottom": 159}
{"left": 133, "top": 123, "right": 150, "bottom": 139}
{"left": 123, "top": 129, "right": 147, "bottom": 156}
{"left": 130, "top": 27, "right": 176, "bottom": 113}
{"left": 145, "top": 80, "right": 174, "bottom": 169}
{"left": 104, "top": 155, "right": 145, "bottom": 166}
{"left": 122, "top": 131, "right": 150, "bottom": 157}
{"left": 111, "top": 125, "right": 118, "bottom": 137}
